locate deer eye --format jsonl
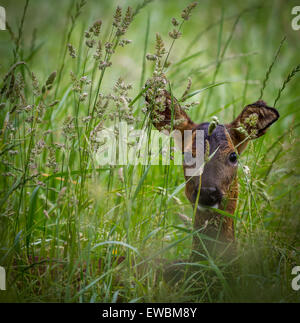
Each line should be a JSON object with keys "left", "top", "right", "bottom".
{"left": 228, "top": 152, "right": 238, "bottom": 164}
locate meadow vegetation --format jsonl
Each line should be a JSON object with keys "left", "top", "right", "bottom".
{"left": 0, "top": 0, "right": 300, "bottom": 302}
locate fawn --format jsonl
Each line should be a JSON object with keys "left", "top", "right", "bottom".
{"left": 145, "top": 79, "right": 279, "bottom": 261}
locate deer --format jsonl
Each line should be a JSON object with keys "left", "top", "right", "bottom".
{"left": 145, "top": 78, "right": 279, "bottom": 266}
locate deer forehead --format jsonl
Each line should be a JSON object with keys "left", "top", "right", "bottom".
{"left": 191, "top": 123, "right": 235, "bottom": 156}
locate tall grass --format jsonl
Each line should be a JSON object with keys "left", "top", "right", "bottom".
{"left": 0, "top": 0, "right": 300, "bottom": 303}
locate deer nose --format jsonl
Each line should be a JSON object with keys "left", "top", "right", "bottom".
{"left": 198, "top": 187, "right": 223, "bottom": 207}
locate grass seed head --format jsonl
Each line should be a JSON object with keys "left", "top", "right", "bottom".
{"left": 116, "top": 6, "right": 133, "bottom": 36}
{"left": 181, "top": 2, "right": 198, "bottom": 20}
{"left": 168, "top": 29, "right": 182, "bottom": 39}
{"left": 113, "top": 6, "right": 122, "bottom": 28}
{"left": 67, "top": 43, "right": 77, "bottom": 58}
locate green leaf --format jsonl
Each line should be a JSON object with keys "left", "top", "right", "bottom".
{"left": 180, "top": 82, "right": 227, "bottom": 101}
{"left": 92, "top": 240, "right": 140, "bottom": 255}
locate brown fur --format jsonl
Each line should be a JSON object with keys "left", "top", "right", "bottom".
{"left": 146, "top": 89, "right": 196, "bottom": 133}
{"left": 226, "top": 100, "right": 279, "bottom": 154}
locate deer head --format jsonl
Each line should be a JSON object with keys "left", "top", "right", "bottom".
{"left": 145, "top": 82, "right": 279, "bottom": 260}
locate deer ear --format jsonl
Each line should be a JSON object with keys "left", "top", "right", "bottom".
{"left": 226, "top": 100, "right": 279, "bottom": 153}
{"left": 145, "top": 88, "right": 196, "bottom": 134}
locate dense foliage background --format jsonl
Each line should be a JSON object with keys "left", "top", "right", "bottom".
{"left": 0, "top": 0, "right": 300, "bottom": 302}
